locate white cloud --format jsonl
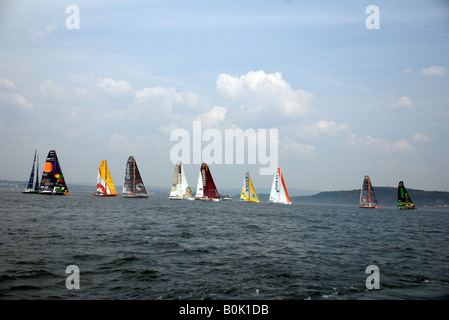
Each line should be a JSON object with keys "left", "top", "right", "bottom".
{"left": 388, "top": 96, "right": 413, "bottom": 108}
{"left": 135, "top": 86, "right": 207, "bottom": 117}
{"left": 420, "top": 66, "right": 447, "bottom": 76}
{"left": 98, "top": 77, "right": 133, "bottom": 95}
{"left": 413, "top": 132, "right": 433, "bottom": 143}
{"left": 196, "top": 106, "right": 227, "bottom": 128}
{"left": 39, "top": 79, "right": 66, "bottom": 98}
{"left": 0, "top": 77, "right": 17, "bottom": 91}
{"left": 280, "top": 136, "right": 315, "bottom": 155}
{"left": 27, "top": 22, "right": 58, "bottom": 41}
{"left": 299, "top": 120, "right": 350, "bottom": 137}
{"left": 0, "top": 91, "right": 32, "bottom": 111}
{"left": 216, "top": 70, "right": 313, "bottom": 117}
{"left": 345, "top": 134, "right": 414, "bottom": 152}
{"left": 402, "top": 68, "right": 412, "bottom": 75}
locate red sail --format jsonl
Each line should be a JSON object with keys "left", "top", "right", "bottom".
{"left": 202, "top": 163, "right": 220, "bottom": 199}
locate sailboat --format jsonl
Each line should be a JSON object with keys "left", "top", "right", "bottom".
{"left": 93, "top": 160, "right": 117, "bottom": 197}
{"left": 269, "top": 168, "right": 291, "bottom": 205}
{"left": 122, "top": 156, "right": 149, "bottom": 198}
{"left": 22, "top": 149, "right": 39, "bottom": 194}
{"left": 195, "top": 163, "right": 220, "bottom": 201}
{"left": 359, "top": 175, "right": 380, "bottom": 208}
{"left": 240, "top": 171, "right": 259, "bottom": 203}
{"left": 38, "top": 150, "right": 69, "bottom": 195}
{"left": 397, "top": 181, "right": 416, "bottom": 210}
{"left": 169, "top": 161, "right": 194, "bottom": 200}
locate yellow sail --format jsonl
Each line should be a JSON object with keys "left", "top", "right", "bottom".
{"left": 240, "top": 171, "right": 259, "bottom": 203}
{"left": 96, "top": 160, "right": 117, "bottom": 196}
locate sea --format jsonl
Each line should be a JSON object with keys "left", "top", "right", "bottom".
{"left": 1, "top": 190, "right": 448, "bottom": 305}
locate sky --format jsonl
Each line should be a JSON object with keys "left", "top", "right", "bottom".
{"left": 0, "top": 0, "right": 448, "bottom": 194}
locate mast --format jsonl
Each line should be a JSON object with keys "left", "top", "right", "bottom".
{"left": 27, "top": 150, "right": 37, "bottom": 189}
{"left": 132, "top": 157, "right": 135, "bottom": 195}
{"left": 34, "top": 151, "right": 39, "bottom": 191}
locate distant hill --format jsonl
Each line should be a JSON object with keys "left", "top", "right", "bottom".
{"left": 292, "top": 187, "right": 449, "bottom": 208}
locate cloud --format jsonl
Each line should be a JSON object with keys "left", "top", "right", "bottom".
{"left": 280, "top": 136, "right": 315, "bottom": 155}
{"left": 420, "top": 66, "right": 447, "bottom": 76}
{"left": 388, "top": 96, "right": 413, "bottom": 108}
{"left": 135, "top": 86, "right": 207, "bottom": 118}
{"left": 345, "top": 135, "right": 414, "bottom": 152}
{"left": 196, "top": 106, "right": 227, "bottom": 128}
{"left": 413, "top": 132, "right": 433, "bottom": 143}
{"left": 98, "top": 78, "right": 133, "bottom": 95}
{"left": 0, "top": 91, "right": 32, "bottom": 111}
{"left": 39, "top": 79, "right": 66, "bottom": 99}
{"left": 299, "top": 120, "right": 350, "bottom": 137}
{"left": 0, "top": 77, "right": 17, "bottom": 91}
{"left": 216, "top": 70, "right": 313, "bottom": 117}
{"left": 402, "top": 68, "right": 412, "bottom": 75}
{"left": 27, "top": 22, "right": 58, "bottom": 41}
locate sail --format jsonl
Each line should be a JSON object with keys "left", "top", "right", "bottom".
{"left": 195, "top": 163, "right": 220, "bottom": 201}
{"left": 123, "top": 156, "right": 148, "bottom": 198}
{"left": 38, "top": 150, "right": 69, "bottom": 195}
{"left": 359, "top": 175, "right": 379, "bottom": 208}
{"left": 169, "top": 161, "right": 193, "bottom": 199}
{"left": 23, "top": 149, "right": 39, "bottom": 193}
{"left": 397, "top": 181, "right": 415, "bottom": 210}
{"left": 269, "top": 168, "right": 291, "bottom": 205}
{"left": 94, "top": 160, "right": 117, "bottom": 197}
{"left": 195, "top": 169, "right": 204, "bottom": 199}
{"left": 240, "top": 171, "right": 259, "bottom": 202}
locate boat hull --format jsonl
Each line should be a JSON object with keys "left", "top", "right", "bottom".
{"left": 38, "top": 191, "right": 69, "bottom": 196}
{"left": 397, "top": 206, "right": 416, "bottom": 210}
{"left": 122, "top": 194, "right": 149, "bottom": 198}
{"left": 22, "top": 189, "right": 39, "bottom": 194}
{"left": 93, "top": 193, "right": 117, "bottom": 197}
{"left": 269, "top": 200, "right": 291, "bottom": 205}
{"left": 359, "top": 205, "right": 380, "bottom": 208}
{"left": 195, "top": 197, "right": 219, "bottom": 201}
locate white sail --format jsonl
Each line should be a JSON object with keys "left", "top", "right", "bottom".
{"left": 269, "top": 168, "right": 291, "bottom": 205}
{"left": 195, "top": 169, "right": 204, "bottom": 199}
{"left": 96, "top": 171, "right": 112, "bottom": 195}
{"left": 169, "top": 161, "right": 193, "bottom": 199}
{"left": 269, "top": 170, "right": 280, "bottom": 203}
{"left": 96, "top": 170, "right": 108, "bottom": 194}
